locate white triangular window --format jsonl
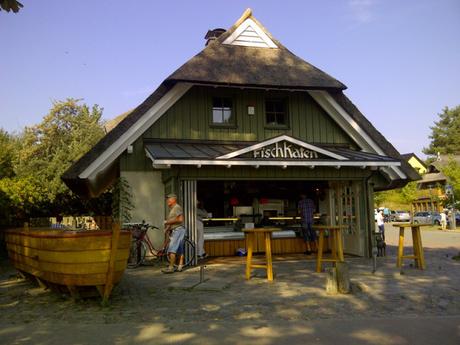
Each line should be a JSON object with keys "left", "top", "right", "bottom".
{"left": 223, "top": 18, "right": 278, "bottom": 48}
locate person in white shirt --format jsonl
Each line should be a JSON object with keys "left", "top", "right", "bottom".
{"left": 440, "top": 211, "right": 447, "bottom": 230}
{"left": 376, "top": 209, "right": 385, "bottom": 240}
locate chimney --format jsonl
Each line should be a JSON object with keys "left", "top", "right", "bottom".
{"left": 204, "top": 28, "right": 225, "bottom": 46}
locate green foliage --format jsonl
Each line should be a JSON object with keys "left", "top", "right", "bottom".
{"left": 0, "top": 128, "right": 16, "bottom": 179}
{"left": 440, "top": 158, "right": 460, "bottom": 202}
{"left": 374, "top": 182, "right": 418, "bottom": 210}
{"left": 0, "top": 99, "right": 109, "bottom": 224}
{"left": 0, "top": 0, "right": 23, "bottom": 13}
{"left": 400, "top": 181, "right": 418, "bottom": 204}
{"left": 15, "top": 98, "right": 105, "bottom": 201}
{"left": 111, "top": 177, "right": 134, "bottom": 224}
{"left": 423, "top": 105, "right": 460, "bottom": 156}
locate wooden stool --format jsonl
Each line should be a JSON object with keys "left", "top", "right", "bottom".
{"left": 393, "top": 223, "right": 428, "bottom": 269}
{"left": 314, "top": 225, "right": 345, "bottom": 273}
{"left": 243, "top": 228, "right": 277, "bottom": 281}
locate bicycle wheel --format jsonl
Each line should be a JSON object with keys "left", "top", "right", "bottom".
{"left": 127, "top": 239, "right": 147, "bottom": 268}
{"left": 183, "top": 238, "right": 196, "bottom": 267}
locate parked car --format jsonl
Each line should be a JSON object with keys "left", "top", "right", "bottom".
{"left": 390, "top": 210, "right": 410, "bottom": 222}
{"left": 413, "top": 211, "right": 440, "bottom": 225}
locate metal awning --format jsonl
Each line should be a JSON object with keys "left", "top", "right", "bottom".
{"left": 144, "top": 136, "right": 401, "bottom": 168}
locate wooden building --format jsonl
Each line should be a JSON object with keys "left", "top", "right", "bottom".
{"left": 63, "top": 9, "right": 419, "bottom": 259}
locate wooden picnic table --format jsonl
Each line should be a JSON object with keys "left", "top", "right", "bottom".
{"left": 392, "top": 223, "right": 429, "bottom": 269}
{"left": 243, "top": 228, "right": 278, "bottom": 281}
{"left": 313, "top": 225, "right": 345, "bottom": 273}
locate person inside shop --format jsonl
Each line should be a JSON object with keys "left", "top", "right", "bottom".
{"left": 298, "top": 193, "right": 317, "bottom": 255}
{"left": 196, "top": 200, "right": 208, "bottom": 259}
{"left": 162, "top": 193, "right": 186, "bottom": 274}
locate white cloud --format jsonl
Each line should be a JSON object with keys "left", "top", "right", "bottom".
{"left": 348, "top": 0, "right": 377, "bottom": 23}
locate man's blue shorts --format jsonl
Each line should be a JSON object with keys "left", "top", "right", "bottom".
{"left": 168, "top": 226, "right": 186, "bottom": 254}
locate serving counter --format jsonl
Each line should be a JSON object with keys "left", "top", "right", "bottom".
{"left": 203, "top": 228, "right": 329, "bottom": 256}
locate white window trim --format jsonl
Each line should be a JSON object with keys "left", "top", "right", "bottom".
{"left": 216, "top": 134, "right": 348, "bottom": 160}
{"left": 223, "top": 18, "right": 278, "bottom": 49}
{"left": 78, "top": 83, "right": 192, "bottom": 179}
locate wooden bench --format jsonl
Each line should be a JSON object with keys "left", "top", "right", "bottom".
{"left": 243, "top": 228, "right": 278, "bottom": 281}
{"left": 314, "top": 225, "right": 345, "bottom": 273}
{"left": 393, "top": 223, "right": 428, "bottom": 269}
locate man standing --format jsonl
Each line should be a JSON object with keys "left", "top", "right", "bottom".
{"left": 376, "top": 209, "right": 385, "bottom": 241}
{"left": 298, "top": 194, "right": 317, "bottom": 255}
{"left": 440, "top": 211, "right": 447, "bottom": 231}
{"left": 162, "top": 193, "right": 186, "bottom": 274}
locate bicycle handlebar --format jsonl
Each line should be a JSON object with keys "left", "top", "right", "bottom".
{"left": 123, "top": 222, "right": 160, "bottom": 230}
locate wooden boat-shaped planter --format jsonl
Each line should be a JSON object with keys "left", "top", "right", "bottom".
{"left": 5, "top": 224, "right": 130, "bottom": 303}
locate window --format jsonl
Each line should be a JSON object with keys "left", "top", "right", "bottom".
{"left": 212, "top": 97, "right": 234, "bottom": 125}
{"left": 265, "top": 99, "right": 287, "bottom": 126}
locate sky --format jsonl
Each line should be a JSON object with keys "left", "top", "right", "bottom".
{"left": 1, "top": 0, "right": 459, "bottom": 158}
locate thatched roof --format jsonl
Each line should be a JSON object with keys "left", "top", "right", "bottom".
{"left": 430, "top": 155, "right": 460, "bottom": 172}
{"left": 62, "top": 9, "right": 418, "bottom": 197}
{"left": 167, "top": 9, "right": 345, "bottom": 90}
{"left": 419, "top": 172, "right": 447, "bottom": 184}
{"left": 104, "top": 110, "right": 132, "bottom": 133}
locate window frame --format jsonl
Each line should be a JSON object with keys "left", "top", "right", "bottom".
{"left": 264, "top": 97, "right": 290, "bottom": 129}
{"left": 210, "top": 96, "right": 237, "bottom": 128}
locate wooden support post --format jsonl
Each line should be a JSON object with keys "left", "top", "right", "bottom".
{"left": 397, "top": 227, "right": 405, "bottom": 267}
{"left": 325, "top": 267, "right": 338, "bottom": 294}
{"left": 337, "top": 228, "right": 344, "bottom": 262}
{"left": 67, "top": 285, "right": 80, "bottom": 301}
{"left": 264, "top": 232, "right": 273, "bottom": 281}
{"left": 411, "top": 226, "right": 420, "bottom": 268}
{"left": 96, "top": 285, "right": 105, "bottom": 298}
{"left": 316, "top": 230, "right": 325, "bottom": 273}
{"left": 35, "top": 276, "right": 47, "bottom": 289}
{"left": 336, "top": 262, "right": 351, "bottom": 293}
{"left": 330, "top": 230, "right": 337, "bottom": 261}
{"left": 102, "top": 222, "right": 121, "bottom": 305}
{"left": 245, "top": 233, "right": 254, "bottom": 280}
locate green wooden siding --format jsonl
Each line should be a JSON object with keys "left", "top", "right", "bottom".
{"left": 121, "top": 86, "right": 357, "bottom": 172}
{"left": 143, "top": 86, "right": 353, "bottom": 143}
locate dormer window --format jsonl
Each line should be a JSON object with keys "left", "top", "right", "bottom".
{"left": 265, "top": 99, "right": 288, "bottom": 127}
{"left": 212, "top": 97, "right": 234, "bottom": 125}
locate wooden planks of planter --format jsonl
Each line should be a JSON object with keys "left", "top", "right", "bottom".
{"left": 5, "top": 224, "right": 131, "bottom": 302}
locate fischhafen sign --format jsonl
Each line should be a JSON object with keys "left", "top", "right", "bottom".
{"left": 253, "top": 142, "right": 319, "bottom": 159}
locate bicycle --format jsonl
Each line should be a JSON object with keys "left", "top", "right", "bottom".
{"left": 124, "top": 222, "right": 196, "bottom": 269}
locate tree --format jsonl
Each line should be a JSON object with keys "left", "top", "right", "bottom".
{"left": 441, "top": 158, "right": 460, "bottom": 203}
{"left": 0, "top": 128, "right": 16, "bottom": 179}
{"left": 15, "top": 98, "right": 106, "bottom": 201}
{"left": 423, "top": 105, "right": 460, "bottom": 156}
{"left": 0, "top": 99, "right": 108, "bottom": 223}
{"left": 0, "top": 0, "right": 23, "bottom": 13}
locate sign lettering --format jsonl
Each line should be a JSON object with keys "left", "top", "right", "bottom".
{"left": 253, "top": 142, "right": 319, "bottom": 160}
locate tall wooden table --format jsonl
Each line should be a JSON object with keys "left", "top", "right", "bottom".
{"left": 313, "top": 225, "right": 345, "bottom": 273}
{"left": 393, "top": 223, "right": 429, "bottom": 269}
{"left": 243, "top": 228, "right": 278, "bottom": 281}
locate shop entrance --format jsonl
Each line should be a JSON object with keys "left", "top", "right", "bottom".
{"left": 183, "top": 179, "right": 366, "bottom": 257}
{"left": 197, "top": 180, "right": 328, "bottom": 229}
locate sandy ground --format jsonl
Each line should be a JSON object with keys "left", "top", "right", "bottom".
{"left": 0, "top": 224, "right": 459, "bottom": 344}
